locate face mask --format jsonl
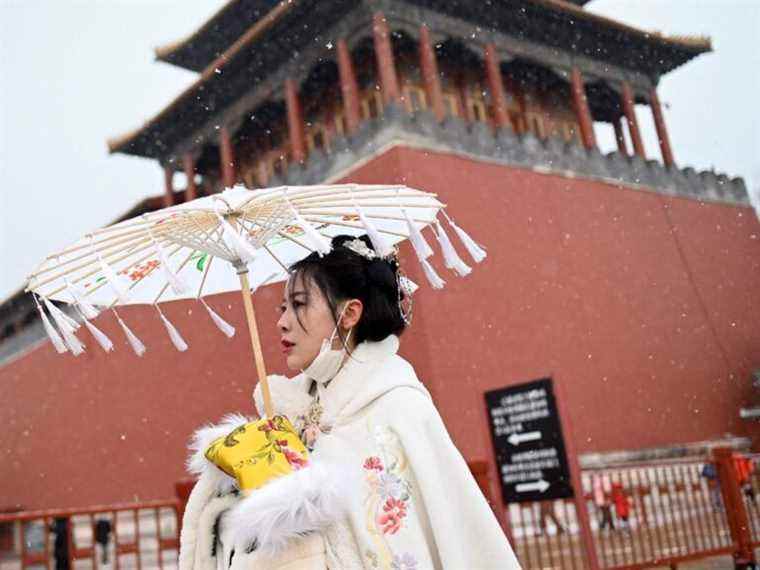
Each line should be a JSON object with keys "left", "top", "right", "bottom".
{"left": 301, "top": 303, "right": 352, "bottom": 385}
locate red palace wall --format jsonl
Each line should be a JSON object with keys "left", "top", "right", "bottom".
{"left": 2, "top": 145, "right": 759, "bottom": 510}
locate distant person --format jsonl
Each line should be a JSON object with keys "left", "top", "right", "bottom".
{"left": 611, "top": 482, "right": 631, "bottom": 532}
{"left": 49, "top": 518, "right": 70, "bottom": 570}
{"left": 733, "top": 453, "right": 757, "bottom": 508}
{"left": 592, "top": 473, "right": 614, "bottom": 531}
{"left": 538, "top": 500, "right": 567, "bottom": 535}
{"left": 94, "top": 519, "right": 113, "bottom": 564}
{"left": 701, "top": 462, "right": 722, "bottom": 511}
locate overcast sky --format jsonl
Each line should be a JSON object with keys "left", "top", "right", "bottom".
{"left": 1, "top": 0, "right": 758, "bottom": 301}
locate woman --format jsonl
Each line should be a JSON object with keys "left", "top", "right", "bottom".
{"left": 179, "top": 235, "right": 521, "bottom": 570}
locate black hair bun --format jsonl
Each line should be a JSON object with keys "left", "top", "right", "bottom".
{"left": 366, "top": 257, "right": 397, "bottom": 292}
{"left": 332, "top": 234, "right": 398, "bottom": 288}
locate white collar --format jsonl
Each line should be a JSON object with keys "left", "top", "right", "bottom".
{"left": 315, "top": 334, "right": 405, "bottom": 425}
{"left": 253, "top": 335, "right": 425, "bottom": 426}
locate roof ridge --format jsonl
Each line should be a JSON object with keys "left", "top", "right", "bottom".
{"left": 108, "top": 0, "right": 295, "bottom": 154}
{"left": 154, "top": 0, "right": 242, "bottom": 64}
{"left": 531, "top": 0, "right": 711, "bottom": 51}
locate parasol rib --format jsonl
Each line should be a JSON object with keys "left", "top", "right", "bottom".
{"left": 195, "top": 254, "right": 215, "bottom": 299}
{"left": 300, "top": 216, "right": 407, "bottom": 237}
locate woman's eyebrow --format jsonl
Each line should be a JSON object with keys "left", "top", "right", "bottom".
{"left": 287, "top": 291, "right": 307, "bottom": 300}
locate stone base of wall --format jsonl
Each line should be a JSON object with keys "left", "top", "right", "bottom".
{"left": 580, "top": 436, "right": 752, "bottom": 468}
{"left": 271, "top": 104, "right": 749, "bottom": 207}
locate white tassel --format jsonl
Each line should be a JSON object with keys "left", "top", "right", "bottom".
{"left": 434, "top": 220, "right": 471, "bottom": 277}
{"left": 98, "top": 257, "right": 130, "bottom": 302}
{"left": 36, "top": 302, "right": 67, "bottom": 354}
{"left": 42, "top": 298, "right": 86, "bottom": 355}
{"left": 402, "top": 208, "right": 433, "bottom": 260}
{"left": 420, "top": 259, "right": 446, "bottom": 289}
{"left": 295, "top": 212, "right": 331, "bottom": 256}
{"left": 114, "top": 312, "right": 146, "bottom": 357}
{"left": 444, "top": 214, "right": 487, "bottom": 263}
{"left": 65, "top": 279, "right": 100, "bottom": 319}
{"left": 83, "top": 319, "right": 114, "bottom": 353}
{"left": 356, "top": 204, "right": 392, "bottom": 257}
{"left": 200, "top": 299, "right": 235, "bottom": 338}
{"left": 215, "top": 212, "right": 259, "bottom": 264}
{"left": 43, "top": 298, "right": 80, "bottom": 331}
{"left": 157, "top": 309, "right": 188, "bottom": 352}
{"left": 156, "top": 240, "right": 188, "bottom": 295}
{"left": 61, "top": 326, "right": 85, "bottom": 356}
{"left": 48, "top": 311, "right": 85, "bottom": 355}
{"left": 283, "top": 190, "right": 331, "bottom": 256}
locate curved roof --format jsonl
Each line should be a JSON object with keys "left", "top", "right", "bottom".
{"left": 155, "top": 0, "right": 706, "bottom": 72}
{"left": 155, "top": 0, "right": 282, "bottom": 71}
{"left": 111, "top": 0, "right": 710, "bottom": 160}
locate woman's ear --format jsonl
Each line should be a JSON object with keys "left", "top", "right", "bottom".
{"left": 340, "top": 298, "right": 363, "bottom": 330}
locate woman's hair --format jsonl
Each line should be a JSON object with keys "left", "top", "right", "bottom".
{"left": 288, "top": 234, "right": 406, "bottom": 345}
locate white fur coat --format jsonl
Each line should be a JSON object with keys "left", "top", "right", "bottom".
{"left": 179, "top": 335, "right": 521, "bottom": 570}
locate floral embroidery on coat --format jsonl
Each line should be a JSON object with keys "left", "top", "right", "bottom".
{"left": 362, "top": 424, "right": 418, "bottom": 569}
{"left": 391, "top": 552, "right": 418, "bottom": 570}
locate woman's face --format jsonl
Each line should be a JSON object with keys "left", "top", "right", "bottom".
{"left": 276, "top": 274, "right": 342, "bottom": 371}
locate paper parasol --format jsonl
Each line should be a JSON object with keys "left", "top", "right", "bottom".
{"left": 25, "top": 183, "right": 487, "bottom": 417}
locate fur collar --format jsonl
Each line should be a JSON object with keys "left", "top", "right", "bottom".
{"left": 186, "top": 412, "right": 250, "bottom": 495}
{"left": 252, "top": 373, "right": 313, "bottom": 421}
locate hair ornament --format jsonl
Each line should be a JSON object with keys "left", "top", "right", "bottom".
{"left": 343, "top": 238, "right": 399, "bottom": 265}
{"left": 396, "top": 270, "right": 416, "bottom": 325}
{"left": 343, "top": 238, "right": 377, "bottom": 260}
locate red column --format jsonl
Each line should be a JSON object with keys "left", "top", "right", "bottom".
{"left": 513, "top": 82, "right": 528, "bottom": 134}
{"left": 713, "top": 448, "right": 756, "bottom": 567}
{"left": 484, "top": 43, "right": 510, "bottom": 130}
{"left": 372, "top": 12, "right": 400, "bottom": 105}
{"left": 649, "top": 87, "right": 674, "bottom": 167}
{"left": 163, "top": 165, "right": 175, "bottom": 207}
{"left": 219, "top": 126, "right": 236, "bottom": 188}
{"left": 183, "top": 154, "right": 197, "bottom": 201}
{"left": 285, "top": 79, "right": 306, "bottom": 163}
{"left": 554, "top": 376, "right": 602, "bottom": 569}
{"left": 336, "top": 39, "right": 361, "bottom": 134}
{"left": 257, "top": 161, "right": 270, "bottom": 187}
{"left": 621, "top": 82, "right": 645, "bottom": 158}
{"left": 612, "top": 117, "right": 628, "bottom": 155}
{"left": 419, "top": 24, "right": 445, "bottom": 122}
{"left": 570, "top": 67, "right": 596, "bottom": 150}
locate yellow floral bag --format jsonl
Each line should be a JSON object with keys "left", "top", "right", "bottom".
{"left": 204, "top": 415, "right": 310, "bottom": 494}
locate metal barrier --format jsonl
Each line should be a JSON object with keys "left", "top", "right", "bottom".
{"left": 583, "top": 459, "right": 733, "bottom": 569}
{"left": 505, "top": 455, "right": 745, "bottom": 569}
{"left": 0, "top": 500, "right": 179, "bottom": 570}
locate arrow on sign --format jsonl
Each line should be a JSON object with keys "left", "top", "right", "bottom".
{"left": 516, "top": 480, "right": 550, "bottom": 493}
{"left": 508, "top": 431, "right": 542, "bottom": 446}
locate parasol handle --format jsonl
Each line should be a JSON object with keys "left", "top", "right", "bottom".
{"left": 237, "top": 269, "right": 275, "bottom": 419}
